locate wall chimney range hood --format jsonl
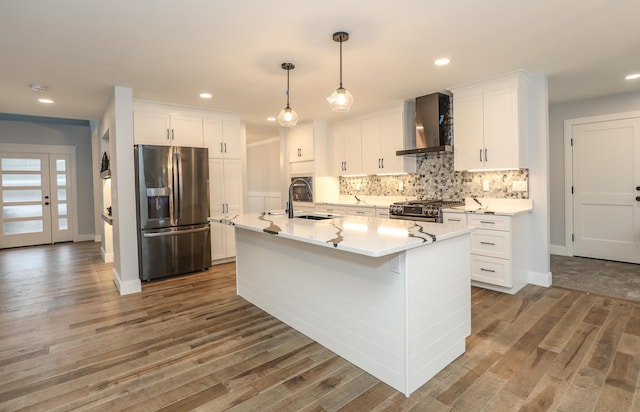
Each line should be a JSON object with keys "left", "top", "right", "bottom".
{"left": 396, "top": 92, "right": 452, "bottom": 156}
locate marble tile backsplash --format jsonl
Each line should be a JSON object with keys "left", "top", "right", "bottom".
{"left": 339, "top": 152, "right": 528, "bottom": 200}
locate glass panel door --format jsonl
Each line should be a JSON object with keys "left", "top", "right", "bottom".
{"left": 51, "top": 154, "right": 73, "bottom": 242}
{"left": 0, "top": 153, "right": 52, "bottom": 248}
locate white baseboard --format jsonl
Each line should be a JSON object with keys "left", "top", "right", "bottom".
{"left": 112, "top": 268, "right": 141, "bottom": 295}
{"left": 549, "top": 244, "right": 568, "bottom": 256}
{"left": 101, "top": 247, "right": 113, "bottom": 263}
{"left": 94, "top": 235, "right": 102, "bottom": 242}
{"left": 528, "top": 270, "right": 552, "bottom": 288}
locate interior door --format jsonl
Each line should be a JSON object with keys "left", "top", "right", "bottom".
{"left": 572, "top": 117, "right": 640, "bottom": 263}
{"left": 0, "top": 153, "right": 53, "bottom": 248}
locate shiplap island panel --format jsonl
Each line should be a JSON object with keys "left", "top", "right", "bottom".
{"left": 210, "top": 214, "right": 473, "bottom": 396}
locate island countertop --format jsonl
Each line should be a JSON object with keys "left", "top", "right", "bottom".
{"left": 209, "top": 213, "right": 473, "bottom": 258}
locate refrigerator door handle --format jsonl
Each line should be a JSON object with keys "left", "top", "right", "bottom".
{"left": 143, "top": 226, "right": 210, "bottom": 238}
{"left": 173, "top": 151, "right": 181, "bottom": 219}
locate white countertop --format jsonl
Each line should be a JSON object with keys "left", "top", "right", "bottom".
{"left": 210, "top": 213, "right": 472, "bottom": 258}
{"left": 315, "top": 195, "right": 414, "bottom": 208}
{"left": 442, "top": 198, "right": 533, "bottom": 216}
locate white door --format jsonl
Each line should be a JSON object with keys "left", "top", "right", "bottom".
{"left": 572, "top": 117, "right": 640, "bottom": 263}
{"left": 0, "top": 152, "right": 73, "bottom": 248}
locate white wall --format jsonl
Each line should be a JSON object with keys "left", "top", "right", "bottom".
{"left": 548, "top": 90, "right": 640, "bottom": 251}
{"left": 0, "top": 117, "right": 95, "bottom": 238}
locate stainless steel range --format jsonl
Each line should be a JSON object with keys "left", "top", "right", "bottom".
{"left": 389, "top": 199, "right": 464, "bottom": 222}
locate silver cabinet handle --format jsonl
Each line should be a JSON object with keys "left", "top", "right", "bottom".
{"left": 485, "top": 148, "right": 488, "bottom": 162}
{"left": 381, "top": 158, "right": 384, "bottom": 168}
{"left": 480, "top": 268, "right": 496, "bottom": 273}
{"left": 355, "top": 211, "right": 364, "bottom": 215}
{"left": 167, "top": 129, "right": 170, "bottom": 140}
{"left": 171, "top": 129, "right": 175, "bottom": 140}
{"left": 480, "top": 149, "right": 483, "bottom": 162}
{"left": 448, "top": 218, "right": 462, "bottom": 222}
{"left": 143, "top": 226, "right": 209, "bottom": 238}
{"left": 479, "top": 221, "right": 495, "bottom": 224}
{"left": 480, "top": 241, "right": 496, "bottom": 245}
{"left": 224, "top": 143, "right": 227, "bottom": 153}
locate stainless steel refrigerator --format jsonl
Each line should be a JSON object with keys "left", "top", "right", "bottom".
{"left": 134, "top": 145, "right": 211, "bottom": 281}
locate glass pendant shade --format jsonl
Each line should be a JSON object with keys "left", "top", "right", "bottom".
{"left": 278, "top": 105, "right": 298, "bottom": 127}
{"left": 328, "top": 87, "right": 354, "bottom": 112}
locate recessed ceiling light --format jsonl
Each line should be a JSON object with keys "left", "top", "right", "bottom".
{"left": 199, "top": 92, "right": 212, "bottom": 99}
{"left": 625, "top": 73, "right": 640, "bottom": 80}
{"left": 267, "top": 117, "right": 276, "bottom": 122}
{"left": 30, "top": 84, "right": 47, "bottom": 92}
{"left": 38, "top": 98, "right": 54, "bottom": 104}
{"left": 434, "top": 58, "right": 450, "bottom": 66}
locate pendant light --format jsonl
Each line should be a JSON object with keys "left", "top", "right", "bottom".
{"left": 327, "top": 31, "right": 353, "bottom": 112}
{"left": 278, "top": 62, "right": 299, "bottom": 127}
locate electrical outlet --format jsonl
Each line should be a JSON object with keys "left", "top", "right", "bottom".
{"left": 482, "top": 180, "right": 489, "bottom": 191}
{"left": 398, "top": 181, "right": 404, "bottom": 191}
{"left": 512, "top": 181, "right": 527, "bottom": 191}
{"left": 356, "top": 182, "right": 361, "bottom": 191}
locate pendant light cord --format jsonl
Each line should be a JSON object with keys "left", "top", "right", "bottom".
{"left": 339, "top": 39, "right": 343, "bottom": 89}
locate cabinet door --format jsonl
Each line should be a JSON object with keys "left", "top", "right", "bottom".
{"left": 222, "top": 120, "right": 242, "bottom": 158}
{"left": 223, "top": 158, "right": 243, "bottom": 212}
{"left": 170, "top": 114, "right": 203, "bottom": 147}
{"left": 288, "top": 128, "right": 314, "bottom": 162}
{"left": 203, "top": 118, "right": 224, "bottom": 158}
{"left": 330, "top": 124, "right": 346, "bottom": 175}
{"left": 453, "top": 93, "right": 484, "bottom": 171}
{"left": 361, "top": 117, "right": 382, "bottom": 175}
{"left": 134, "top": 110, "right": 171, "bottom": 146}
{"left": 209, "top": 158, "right": 224, "bottom": 216}
{"left": 483, "top": 88, "right": 518, "bottom": 169}
{"left": 210, "top": 221, "right": 227, "bottom": 261}
{"left": 442, "top": 212, "right": 466, "bottom": 224}
{"left": 378, "top": 111, "right": 405, "bottom": 173}
{"left": 343, "top": 121, "right": 362, "bottom": 174}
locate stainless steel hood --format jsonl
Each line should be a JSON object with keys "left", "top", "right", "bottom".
{"left": 396, "top": 92, "right": 452, "bottom": 156}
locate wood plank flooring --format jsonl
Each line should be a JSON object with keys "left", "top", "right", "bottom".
{"left": 1, "top": 241, "right": 639, "bottom": 411}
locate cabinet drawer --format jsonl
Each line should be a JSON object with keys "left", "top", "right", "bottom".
{"left": 468, "top": 214, "right": 511, "bottom": 231}
{"left": 442, "top": 213, "right": 466, "bottom": 224}
{"left": 471, "top": 229, "right": 511, "bottom": 259}
{"left": 347, "top": 206, "right": 375, "bottom": 217}
{"left": 471, "top": 255, "right": 512, "bottom": 288}
{"left": 315, "top": 205, "right": 347, "bottom": 215}
{"left": 375, "top": 208, "right": 390, "bottom": 218}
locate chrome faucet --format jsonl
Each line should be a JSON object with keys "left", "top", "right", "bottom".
{"left": 288, "top": 178, "right": 312, "bottom": 218}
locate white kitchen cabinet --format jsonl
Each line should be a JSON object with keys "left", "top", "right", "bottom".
{"left": 210, "top": 158, "right": 243, "bottom": 261}
{"left": 361, "top": 111, "right": 413, "bottom": 175}
{"left": 375, "top": 207, "right": 390, "bottom": 219}
{"left": 450, "top": 70, "right": 531, "bottom": 171}
{"left": 330, "top": 121, "right": 363, "bottom": 175}
{"left": 204, "top": 118, "right": 242, "bottom": 159}
{"left": 314, "top": 204, "right": 347, "bottom": 215}
{"left": 133, "top": 107, "right": 203, "bottom": 147}
{"left": 442, "top": 211, "right": 527, "bottom": 293}
{"left": 346, "top": 205, "right": 375, "bottom": 217}
{"left": 287, "top": 127, "right": 314, "bottom": 163}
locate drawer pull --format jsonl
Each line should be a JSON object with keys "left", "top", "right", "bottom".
{"left": 480, "top": 241, "right": 496, "bottom": 245}
{"left": 480, "top": 268, "right": 496, "bottom": 273}
{"left": 356, "top": 211, "right": 364, "bottom": 215}
{"left": 479, "top": 221, "right": 496, "bottom": 224}
{"left": 448, "top": 218, "right": 462, "bottom": 222}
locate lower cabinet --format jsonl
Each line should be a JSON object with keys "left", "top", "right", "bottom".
{"left": 314, "top": 205, "right": 347, "bottom": 215}
{"left": 346, "top": 206, "right": 375, "bottom": 217}
{"left": 443, "top": 211, "right": 527, "bottom": 293}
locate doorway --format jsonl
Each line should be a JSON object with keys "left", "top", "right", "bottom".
{"left": 0, "top": 146, "right": 75, "bottom": 249}
{"left": 565, "top": 111, "right": 640, "bottom": 264}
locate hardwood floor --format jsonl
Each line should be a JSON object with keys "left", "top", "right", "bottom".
{"left": 1, "top": 242, "right": 639, "bottom": 411}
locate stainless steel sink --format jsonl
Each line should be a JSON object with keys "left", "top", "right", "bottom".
{"left": 294, "top": 214, "right": 336, "bottom": 220}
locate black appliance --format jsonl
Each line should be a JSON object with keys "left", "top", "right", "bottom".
{"left": 389, "top": 199, "right": 463, "bottom": 222}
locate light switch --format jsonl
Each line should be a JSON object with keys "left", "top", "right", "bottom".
{"left": 482, "top": 180, "right": 489, "bottom": 191}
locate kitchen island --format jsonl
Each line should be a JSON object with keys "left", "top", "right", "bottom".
{"left": 210, "top": 213, "right": 473, "bottom": 396}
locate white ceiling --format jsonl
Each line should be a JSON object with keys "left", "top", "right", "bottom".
{"left": 1, "top": 1, "right": 639, "bottom": 142}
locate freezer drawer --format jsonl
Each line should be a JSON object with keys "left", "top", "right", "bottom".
{"left": 139, "top": 224, "right": 211, "bottom": 281}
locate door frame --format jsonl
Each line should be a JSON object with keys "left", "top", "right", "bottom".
{"left": 0, "top": 143, "right": 78, "bottom": 243}
{"left": 563, "top": 109, "right": 640, "bottom": 257}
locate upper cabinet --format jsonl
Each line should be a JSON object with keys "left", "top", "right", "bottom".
{"left": 330, "top": 103, "right": 415, "bottom": 176}
{"left": 330, "top": 121, "right": 362, "bottom": 175}
{"left": 204, "top": 118, "right": 242, "bottom": 159}
{"left": 287, "top": 127, "right": 315, "bottom": 163}
{"left": 133, "top": 102, "right": 204, "bottom": 147}
{"left": 449, "top": 70, "right": 531, "bottom": 171}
